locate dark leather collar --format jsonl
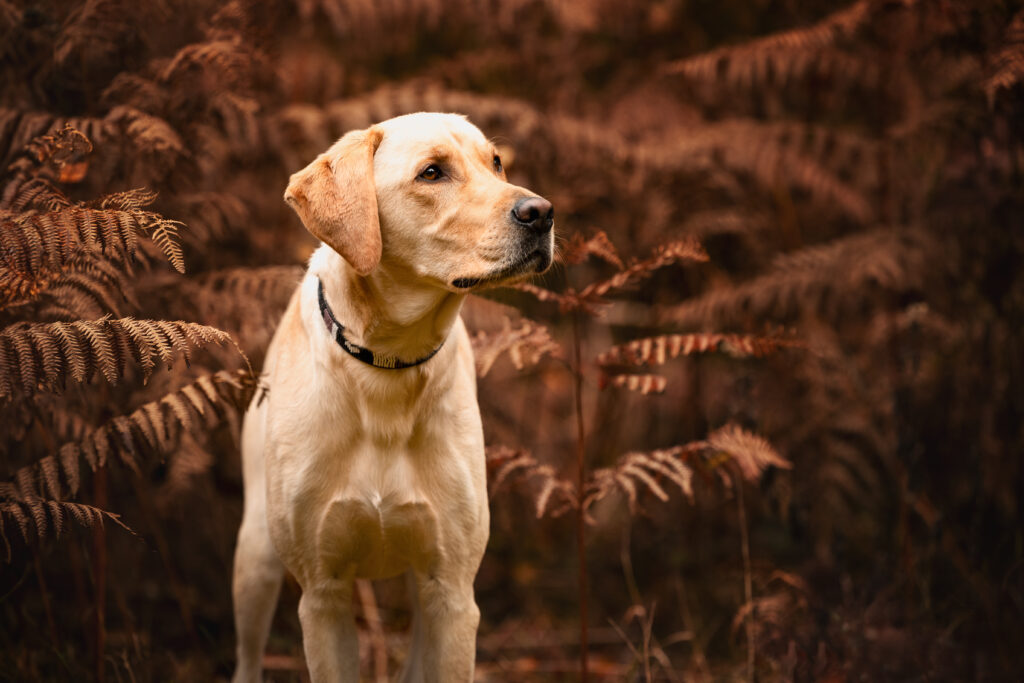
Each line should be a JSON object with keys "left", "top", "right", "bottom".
{"left": 317, "top": 278, "right": 444, "bottom": 370}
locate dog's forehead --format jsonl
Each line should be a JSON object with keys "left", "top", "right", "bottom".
{"left": 376, "top": 112, "right": 489, "bottom": 156}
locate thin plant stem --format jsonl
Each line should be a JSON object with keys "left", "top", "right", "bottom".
{"left": 93, "top": 465, "right": 108, "bottom": 683}
{"left": 572, "top": 309, "right": 589, "bottom": 682}
{"left": 31, "top": 542, "right": 59, "bottom": 651}
{"left": 736, "top": 475, "right": 754, "bottom": 683}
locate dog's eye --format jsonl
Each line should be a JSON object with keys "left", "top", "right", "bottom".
{"left": 419, "top": 164, "right": 443, "bottom": 181}
{"left": 493, "top": 155, "right": 503, "bottom": 174}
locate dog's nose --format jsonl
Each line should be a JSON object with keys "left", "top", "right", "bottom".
{"left": 511, "top": 196, "right": 554, "bottom": 234}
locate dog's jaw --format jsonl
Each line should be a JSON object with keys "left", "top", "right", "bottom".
{"left": 450, "top": 239, "right": 554, "bottom": 290}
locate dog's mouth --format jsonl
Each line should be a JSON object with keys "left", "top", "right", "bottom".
{"left": 452, "top": 249, "right": 551, "bottom": 290}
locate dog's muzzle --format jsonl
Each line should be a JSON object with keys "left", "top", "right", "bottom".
{"left": 451, "top": 196, "right": 554, "bottom": 290}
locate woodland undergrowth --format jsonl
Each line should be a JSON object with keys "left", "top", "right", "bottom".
{"left": 1, "top": 1, "right": 1023, "bottom": 681}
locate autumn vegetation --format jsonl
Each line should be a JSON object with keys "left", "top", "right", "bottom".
{"left": 1, "top": 0, "right": 1023, "bottom": 680}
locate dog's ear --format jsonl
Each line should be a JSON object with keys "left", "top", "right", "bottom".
{"left": 284, "top": 127, "right": 384, "bottom": 276}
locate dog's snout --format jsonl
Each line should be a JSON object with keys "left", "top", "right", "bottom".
{"left": 511, "top": 196, "right": 554, "bottom": 233}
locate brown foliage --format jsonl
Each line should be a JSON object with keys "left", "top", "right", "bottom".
{"left": 0, "top": 0, "right": 1021, "bottom": 679}
{"left": 0, "top": 317, "right": 235, "bottom": 395}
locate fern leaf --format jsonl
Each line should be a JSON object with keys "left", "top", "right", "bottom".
{"left": 681, "top": 210, "right": 771, "bottom": 239}
{"left": 0, "top": 492, "right": 128, "bottom": 558}
{"left": 598, "top": 333, "right": 800, "bottom": 367}
{"left": 605, "top": 373, "right": 668, "bottom": 395}
{"left": 560, "top": 230, "right": 624, "bottom": 269}
{"left": 663, "top": 1, "right": 871, "bottom": 84}
{"left": 984, "top": 9, "right": 1024, "bottom": 105}
{"left": 471, "top": 316, "right": 561, "bottom": 377}
{"left": 0, "top": 199, "right": 187, "bottom": 305}
{"left": 578, "top": 238, "right": 708, "bottom": 301}
{"left": 663, "top": 121, "right": 875, "bottom": 222}
{"left": 583, "top": 444, "right": 703, "bottom": 513}
{"left": 706, "top": 423, "right": 791, "bottom": 481}
{"left": 3, "top": 370, "right": 257, "bottom": 501}
{"left": 660, "top": 229, "right": 932, "bottom": 327}
{"left": 0, "top": 318, "right": 236, "bottom": 399}
{"left": 1, "top": 176, "right": 73, "bottom": 214}
{"left": 485, "top": 446, "right": 577, "bottom": 518}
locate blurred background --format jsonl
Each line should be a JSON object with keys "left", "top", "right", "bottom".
{"left": 1, "top": 0, "right": 1022, "bottom": 680}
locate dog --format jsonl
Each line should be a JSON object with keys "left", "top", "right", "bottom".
{"left": 231, "top": 113, "right": 554, "bottom": 682}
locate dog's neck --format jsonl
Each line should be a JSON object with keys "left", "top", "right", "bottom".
{"left": 312, "top": 247, "right": 464, "bottom": 365}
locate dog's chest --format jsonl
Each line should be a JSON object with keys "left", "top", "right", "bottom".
{"left": 272, "top": 365, "right": 479, "bottom": 581}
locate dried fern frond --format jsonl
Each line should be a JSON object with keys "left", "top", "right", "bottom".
{"left": 660, "top": 229, "right": 932, "bottom": 328}
{"left": 0, "top": 197, "right": 185, "bottom": 305}
{"left": 100, "top": 72, "right": 169, "bottom": 112}
{"left": 604, "top": 373, "right": 668, "bottom": 395}
{"left": 5, "top": 370, "right": 257, "bottom": 504}
{"left": 578, "top": 238, "right": 708, "bottom": 300}
{"left": 584, "top": 444, "right": 702, "bottom": 513}
{"left": 0, "top": 318, "right": 235, "bottom": 399}
{"left": 663, "top": 1, "right": 871, "bottom": 84}
{"left": 140, "top": 266, "right": 301, "bottom": 349}
{"left": 160, "top": 37, "right": 262, "bottom": 91}
{"left": 511, "top": 239, "right": 707, "bottom": 314}
{"left": 707, "top": 423, "right": 791, "bottom": 482}
{"left": 0, "top": 110, "right": 115, "bottom": 167}
{"left": 983, "top": 9, "right": 1024, "bottom": 105}
{"left": 1, "top": 176, "right": 73, "bottom": 216}
{"left": 507, "top": 282, "right": 577, "bottom": 309}
{"left": 175, "top": 192, "right": 250, "bottom": 242}
{"left": 560, "top": 230, "right": 624, "bottom": 269}
{"left": 486, "top": 446, "right": 578, "bottom": 519}
{"left": 153, "top": 433, "right": 213, "bottom": 512}
{"left": 105, "top": 106, "right": 186, "bottom": 164}
{"left": 598, "top": 332, "right": 799, "bottom": 367}
{"left": 0, "top": 492, "right": 128, "bottom": 559}
{"left": 53, "top": 0, "right": 142, "bottom": 69}
{"left": 188, "top": 265, "right": 303, "bottom": 303}
{"left": 22, "top": 124, "right": 93, "bottom": 168}
{"left": 663, "top": 121, "right": 876, "bottom": 223}
{"left": 681, "top": 209, "right": 771, "bottom": 239}
{"left": 584, "top": 426, "right": 786, "bottom": 515}
{"left": 471, "top": 316, "right": 561, "bottom": 377}
{"left": 38, "top": 255, "right": 139, "bottom": 319}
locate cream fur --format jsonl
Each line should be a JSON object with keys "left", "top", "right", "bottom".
{"left": 231, "top": 113, "right": 553, "bottom": 683}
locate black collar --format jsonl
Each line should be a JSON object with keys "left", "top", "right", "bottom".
{"left": 316, "top": 278, "right": 444, "bottom": 370}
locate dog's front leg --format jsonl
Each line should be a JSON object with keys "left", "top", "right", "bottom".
{"left": 412, "top": 573, "right": 481, "bottom": 683}
{"left": 298, "top": 580, "right": 360, "bottom": 682}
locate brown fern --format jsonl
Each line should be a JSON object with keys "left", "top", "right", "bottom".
{"left": 0, "top": 194, "right": 186, "bottom": 306}
{"left": 0, "top": 318, "right": 236, "bottom": 398}
{"left": 585, "top": 424, "right": 788, "bottom": 514}
{"left": 598, "top": 332, "right": 800, "bottom": 367}
{"left": 491, "top": 424, "right": 789, "bottom": 520}
{"left": 584, "top": 444, "right": 702, "bottom": 513}
{"left": 511, "top": 238, "right": 708, "bottom": 313}
{"left": 0, "top": 492, "right": 128, "bottom": 560}
{"left": 663, "top": 1, "right": 871, "bottom": 84}
{"left": 984, "top": 9, "right": 1024, "bottom": 105}
{"left": 559, "top": 230, "right": 624, "bottom": 269}
{"left": 486, "top": 446, "right": 578, "bottom": 519}
{"left": 604, "top": 373, "right": 668, "bottom": 395}
{"left": 707, "top": 423, "right": 791, "bottom": 481}
{"left": 4, "top": 370, "right": 257, "bottom": 507}
{"left": 471, "top": 316, "right": 561, "bottom": 377}
{"left": 660, "top": 229, "right": 932, "bottom": 328}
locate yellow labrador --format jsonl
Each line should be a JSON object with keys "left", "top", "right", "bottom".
{"left": 231, "top": 113, "right": 554, "bottom": 683}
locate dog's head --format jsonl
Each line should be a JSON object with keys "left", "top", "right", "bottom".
{"left": 284, "top": 113, "right": 554, "bottom": 290}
